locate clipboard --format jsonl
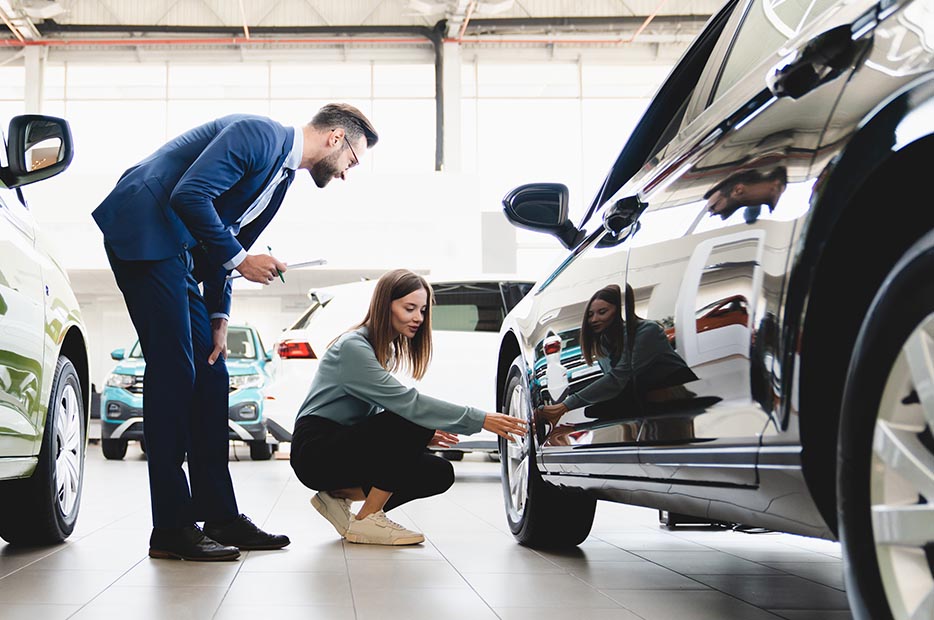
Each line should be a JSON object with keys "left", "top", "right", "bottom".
{"left": 226, "top": 258, "right": 327, "bottom": 280}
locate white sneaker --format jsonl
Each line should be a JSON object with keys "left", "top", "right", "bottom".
{"left": 311, "top": 492, "right": 353, "bottom": 537}
{"left": 345, "top": 511, "right": 425, "bottom": 546}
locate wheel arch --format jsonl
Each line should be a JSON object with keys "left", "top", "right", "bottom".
{"left": 496, "top": 330, "right": 522, "bottom": 411}
{"left": 784, "top": 78, "right": 934, "bottom": 536}
{"left": 58, "top": 325, "right": 90, "bottom": 431}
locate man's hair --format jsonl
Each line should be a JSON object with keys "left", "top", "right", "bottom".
{"left": 703, "top": 166, "right": 787, "bottom": 200}
{"left": 310, "top": 103, "right": 379, "bottom": 148}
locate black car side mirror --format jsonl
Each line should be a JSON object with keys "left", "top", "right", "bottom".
{"left": 502, "top": 183, "right": 583, "bottom": 250}
{"left": 1, "top": 115, "right": 74, "bottom": 188}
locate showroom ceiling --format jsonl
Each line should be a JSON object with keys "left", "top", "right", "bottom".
{"left": 0, "top": 0, "right": 722, "bottom": 41}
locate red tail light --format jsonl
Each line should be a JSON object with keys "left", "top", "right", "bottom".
{"left": 543, "top": 340, "right": 561, "bottom": 355}
{"left": 277, "top": 341, "right": 316, "bottom": 359}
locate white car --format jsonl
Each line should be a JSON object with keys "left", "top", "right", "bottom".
{"left": 263, "top": 277, "right": 534, "bottom": 459}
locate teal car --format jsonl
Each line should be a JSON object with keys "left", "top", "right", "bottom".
{"left": 101, "top": 325, "right": 276, "bottom": 461}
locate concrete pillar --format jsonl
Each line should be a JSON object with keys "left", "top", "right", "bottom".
{"left": 23, "top": 46, "right": 44, "bottom": 113}
{"left": 442, "top": 40, "right": 462, "bottom": 173}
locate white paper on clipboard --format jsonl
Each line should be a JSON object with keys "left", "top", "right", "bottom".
{"left": 226, "top": 258, "right": 327, "bottom": 280}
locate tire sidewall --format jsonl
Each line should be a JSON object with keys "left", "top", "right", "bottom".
{"left": 500, "top": 359, "right": 539, "bottom": 538}
{"left": 43, "top": 357, "right": 85, "bottom": 538}
{"left": 838, "top": 232, "right": 934, "bottom": 620}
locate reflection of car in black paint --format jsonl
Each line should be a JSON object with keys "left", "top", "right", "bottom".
{"left": 492, "top": 2, "right": 934, "bottom": 619}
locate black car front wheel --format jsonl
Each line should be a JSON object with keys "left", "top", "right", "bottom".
{"left": 500, "top": 357, "right": 595, "bottom": 548}
{"left": 0, "top": 356, "right": 86, "bottom": 545}
{"left": 249, "top": 440, "right": 273, "bottom": 461}
{"left": 839, "top": 230, "right": 934, "bottom": 620}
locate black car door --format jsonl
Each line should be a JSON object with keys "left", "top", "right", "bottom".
{"left": 624, "top": 0, "right": 871, "bottom": 486}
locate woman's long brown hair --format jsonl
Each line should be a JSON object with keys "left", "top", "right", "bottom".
{"left": 579, "top": 284, "right": 640, "bottom": 366}
{"left": 354, "top": 269, "right": 433, "bottom": 380}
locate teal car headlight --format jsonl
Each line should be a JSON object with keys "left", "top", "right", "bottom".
{"left": 229, "top": 373, "right": 263, "bottom": 391}
{"left": 105, "top": 373, "right": 135, "bottom": 389}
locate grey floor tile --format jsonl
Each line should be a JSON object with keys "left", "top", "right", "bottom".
{"left": 223, "top": 571, "right": 353, "bottom": 606}
{"left": 352, "top": 587, "right": 500, "bottom": 620}
{"left": 115, "top": 558, "right": 242, "bottom": 587}
{"left": 69, "top": 585, "right": 227, "bottom": 619}
{"left": 690, "top": 574, "right": 850, "bottom": 610}
{"left": 494, "top": 607, "right": 643, "bottom": 620}
{"left": 771, "top": 611, "right": 854, "bottom": 620}
{"left": 762, "top": 561, "right": 846, "bottom": 590}
{"left": 567, "top": 560, "right": 709, "bottom": 590}
{"left": 535, "top": 540, "right": 646, "bottom": 566}
{"left": 462, "top": 572, "right": 623, "bottom": 608}
{"left": 239, "top": 546, "right": 347, "bottom": 573}
{"left": 599, "top": 533, "right": 711, "bottom": 552}
{"left": 347, "top": 559, "right": 469, "bottom": 589}
{"left": 604, "top": 589, "right": 786, "bottom": 619}
{"left": 0, "top": 604, "right": 80, "bottom": 620}
{"left": 436, "top": 544, "right": 567, "bottom": 574}
{"left": 635, "top": 550, "right": 784, "bottom": 575}
{"left": 0, "top": 568, "right": 124, "bottom": 605}
{"left": 214, "top": 605, "right": 357, "bottom": 620}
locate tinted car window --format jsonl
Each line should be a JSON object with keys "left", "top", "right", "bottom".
{"left": 713, "top": 0, "right": 838, "bottom": 101}
{"left": 227, "top": 327, "right": 256, "bottom": 359}
{"left": 432, "top": 282, "right": 531, "bottom": 333}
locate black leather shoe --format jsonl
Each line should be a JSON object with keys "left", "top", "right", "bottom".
{"left": 149, "top": 525, "right": 240, "bottom": 561}
{"left": 203, "top": 514, "right": 290, "bottom": 550}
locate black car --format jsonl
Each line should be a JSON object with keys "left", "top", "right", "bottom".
{"left": 493, "top": 1, "right": 933, "bottom": 619}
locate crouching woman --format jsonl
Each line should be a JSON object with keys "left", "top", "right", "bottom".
{"left": 290, "top": 269, "right": 527, "bottom": 545}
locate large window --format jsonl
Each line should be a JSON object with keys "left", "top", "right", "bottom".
{"left": 41, "top": 60, "right": 436, "bottom": 175}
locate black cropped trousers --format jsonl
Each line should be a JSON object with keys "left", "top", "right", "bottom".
{"left": 290, "top": 412, "right": 455, "bottom": 512}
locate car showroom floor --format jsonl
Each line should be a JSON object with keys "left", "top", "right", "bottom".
{"left": 0, "top": 442, "right": 854, "bottom": 620}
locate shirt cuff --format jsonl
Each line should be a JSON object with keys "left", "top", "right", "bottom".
{"left": 223, "top": 249, "right": 247, "bottom": 271}
{"left": 210, "top": 313, "right": 229, "bottom": 321}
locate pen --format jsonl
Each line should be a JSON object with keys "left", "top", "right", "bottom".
{"left": 267, "top": 245, "right": 285, "bottom": 283}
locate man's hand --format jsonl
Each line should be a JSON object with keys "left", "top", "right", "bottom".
{"left": 482, "top": 413, "right": 528, "bottom": 442}
{"left": 209, "top": 317, "right": 228, "bottom": 365}
{"left": 236, "top": 253, "right": 287, "bottom": 285}
{"left": 428, "top": 430, "right": 460, "bottom": 449}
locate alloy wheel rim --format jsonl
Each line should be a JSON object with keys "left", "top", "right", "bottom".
{"left": 505, "top": 380, "right": 530, "bottom": 522}
{"left": 54, "top": 383, "right": 82, "bottom": 518}
{"left": 871, "top": 313, "right": 934, "bottom": 620}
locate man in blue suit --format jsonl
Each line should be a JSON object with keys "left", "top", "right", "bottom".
{"left": 93, "top": 104, "right": 378, "bottom": 561}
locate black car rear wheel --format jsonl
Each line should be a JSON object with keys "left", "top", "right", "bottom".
{"left": 249, "top": 440, "right": 273, "bottom": 461}
{"left": 101, "top": 438, "right": 127, "bottom": 460}
{"left": 839, "top": 231, "right": 934, "bottom": 620}
{"left": 500, "top": 357, "right": 595, "bottom": 548}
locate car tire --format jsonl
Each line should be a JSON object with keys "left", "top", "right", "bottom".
{"left": 838, "top": 230, "right": 934, "bottom": 620}
{"left": 249, "top": 440, "right": 273, "bottom": 461}
{"left": 500, "top": 357, "right": 596, "bottom": 548}
{"left": 101, "top": 438, "right": 128, "bottom": 461}
{"left": 0, "top": 356, "right": 85, "bottom": 545}
{"left": 441, "top": 450, "right": 464, "bottom": 461}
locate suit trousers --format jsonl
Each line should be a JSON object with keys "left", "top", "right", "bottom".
{"left": 106, "top": 244, "right": 239, "bottom": 528}
{"left": 290, "top": 413, "right": 455, "bottom": 512}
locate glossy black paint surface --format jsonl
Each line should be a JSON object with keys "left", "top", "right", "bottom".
{"left": 499, "top": 0, "right": 934, "bottom": 539}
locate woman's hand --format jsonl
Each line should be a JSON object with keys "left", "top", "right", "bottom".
{"left": 536, "top": 402, "right": 568, "bottom": 426}
{"left": 483, "top": 413, "right": 528, "bottom": 442}
{"left": 429, "top": 430, "right": 460, "bottom": 449}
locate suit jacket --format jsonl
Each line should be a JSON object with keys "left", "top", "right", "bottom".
{"left": 92, "top": 114, "right": 296, "bottom": 317}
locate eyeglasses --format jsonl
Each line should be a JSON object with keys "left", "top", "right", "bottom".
{"left": 343, "top": 135, "right": 359, "bottom": 169}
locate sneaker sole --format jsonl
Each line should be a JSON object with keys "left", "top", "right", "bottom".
{"left": 148, "top": 548, "right": 240, "bottom": 561}
{"left": 311, "top": 494, "right": 349, "bottom": 537}
{"left": 344, "top": 532, "right": 425, "bottom": 546}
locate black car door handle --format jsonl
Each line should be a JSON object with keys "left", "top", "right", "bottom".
{"left": 768, "top": 23, "right": 873, "bottom": 99}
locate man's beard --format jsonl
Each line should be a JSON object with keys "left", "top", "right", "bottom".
{"left": 310, "top": 151, "right": 342, "bottom": 188}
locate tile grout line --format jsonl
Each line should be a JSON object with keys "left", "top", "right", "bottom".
{"left": 64, "top": 555, "right": 148, "bottom": 619}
